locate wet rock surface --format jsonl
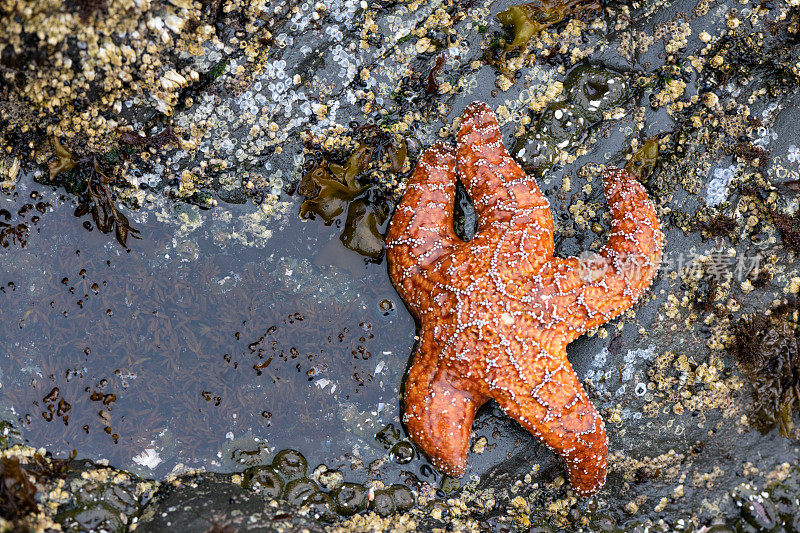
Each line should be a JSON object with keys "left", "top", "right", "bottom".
{"left": 136, "top": 472, "right": 328, "bottom": 533}
{"left": 2, "top": 0, "right": 800, "bottom": 530}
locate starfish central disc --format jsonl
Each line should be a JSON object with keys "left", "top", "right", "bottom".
{"left": 385, "top": 101, "right": 663, "bottom": 495}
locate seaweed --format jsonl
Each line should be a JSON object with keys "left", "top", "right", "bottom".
{"left": 47, "top": 138, "right": 141, "bottom": 249}
{"left": 26, "top": 449, "right": 75, "bottom": 480}
{"left": 496, "top": 0, "right": 601, "bottom": 50}
{"left": 0, "top": 194, "right": 50, "bottom": 250}
{"left": 0, "top": 455, "right": 38, "bottom": 522}
{"left": 734, "top": 316, "right": 800, "bottom": 437}
{"left": 48, "top": 137, "right": 77, "bottom": 179}
{"left": 701, "top": 214, "right": 738, "bottom": 241}
{"left": 770, "top": 211, "right": 800, "bottom": 254}
{"left": 724, "top": 140, "right": 770, "bottom": 169}
{"left": 0, "top": 218, "right": 29, "bottom": 248}
{"left": 74, "top": 162, "right": 141, "bottom": 248}
{"left": 299, "top": 139, "right": 400, "bottom": 259}
{"left": 426, "top": 55, "right": 446, "bottom": 95}
{"left": 207, "top": 59, "right": 229, "bottom": 81}
{"left": 299, "top": 160, "right": 368, "bottom": 225}
{"left": 0, "top": 449, "right": 73, "bottom": 526}
{"left": 625, "top": 139, "right": 659, "bottom": 180}
{"left": 118, "top": 123, "right": 177, "bottom": 148}
{"left": 339, "top": 199, "right": 387, "bottom": 259}
{"left": 328, "top": 145, "right": 373, "bottom": 191}
{"left": 0, "top": 422, "right": 21, "bottom": 450}
{"left": 389, "top": 50, "right": 462, "bottom": 116}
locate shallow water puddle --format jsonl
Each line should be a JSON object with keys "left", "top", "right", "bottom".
{"left": 0, "top": 175, "right": 416, "bottom": 478}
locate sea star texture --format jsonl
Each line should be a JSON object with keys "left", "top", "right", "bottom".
{"left": 385, "top": 102, "right": 663, "bottom": 495}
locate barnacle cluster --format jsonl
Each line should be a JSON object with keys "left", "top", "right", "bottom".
{"left": 0, "top": 0, "right": 220, "bottom": 159}
{"left": 0, "top": 447, "right": 73, "bottom": 531}
{"left": 702, "top": 19, "right": 800, "bottom": 99}
{"left": 0, "top": 0, "right": 301, "bottom": 247}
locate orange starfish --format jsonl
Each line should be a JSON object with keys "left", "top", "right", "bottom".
{"left": 385, "top": 102, "right": 662, "bottom": 495}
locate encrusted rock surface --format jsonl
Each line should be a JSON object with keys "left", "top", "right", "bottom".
{"left": 2, "top": 0, "right": 800, "bottom": 530}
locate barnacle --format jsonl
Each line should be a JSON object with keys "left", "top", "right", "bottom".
{"left": 496, "top": 0, "right": 601, "bottom": 50}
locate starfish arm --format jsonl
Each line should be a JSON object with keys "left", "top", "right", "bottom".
{"left": 486, "top": 350, "right": 607, "bottom": 495}
{"left": 537, "top": 167, "right": 663, "bottom": 345}
{"left": 403, "top": 328, "right": 488, "bottom": 477}
{"left": 386, "top": 143, "right": 460, "bottom": 308}
{"left": 457, "top": 102, "right": 554, "bottom": 271}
